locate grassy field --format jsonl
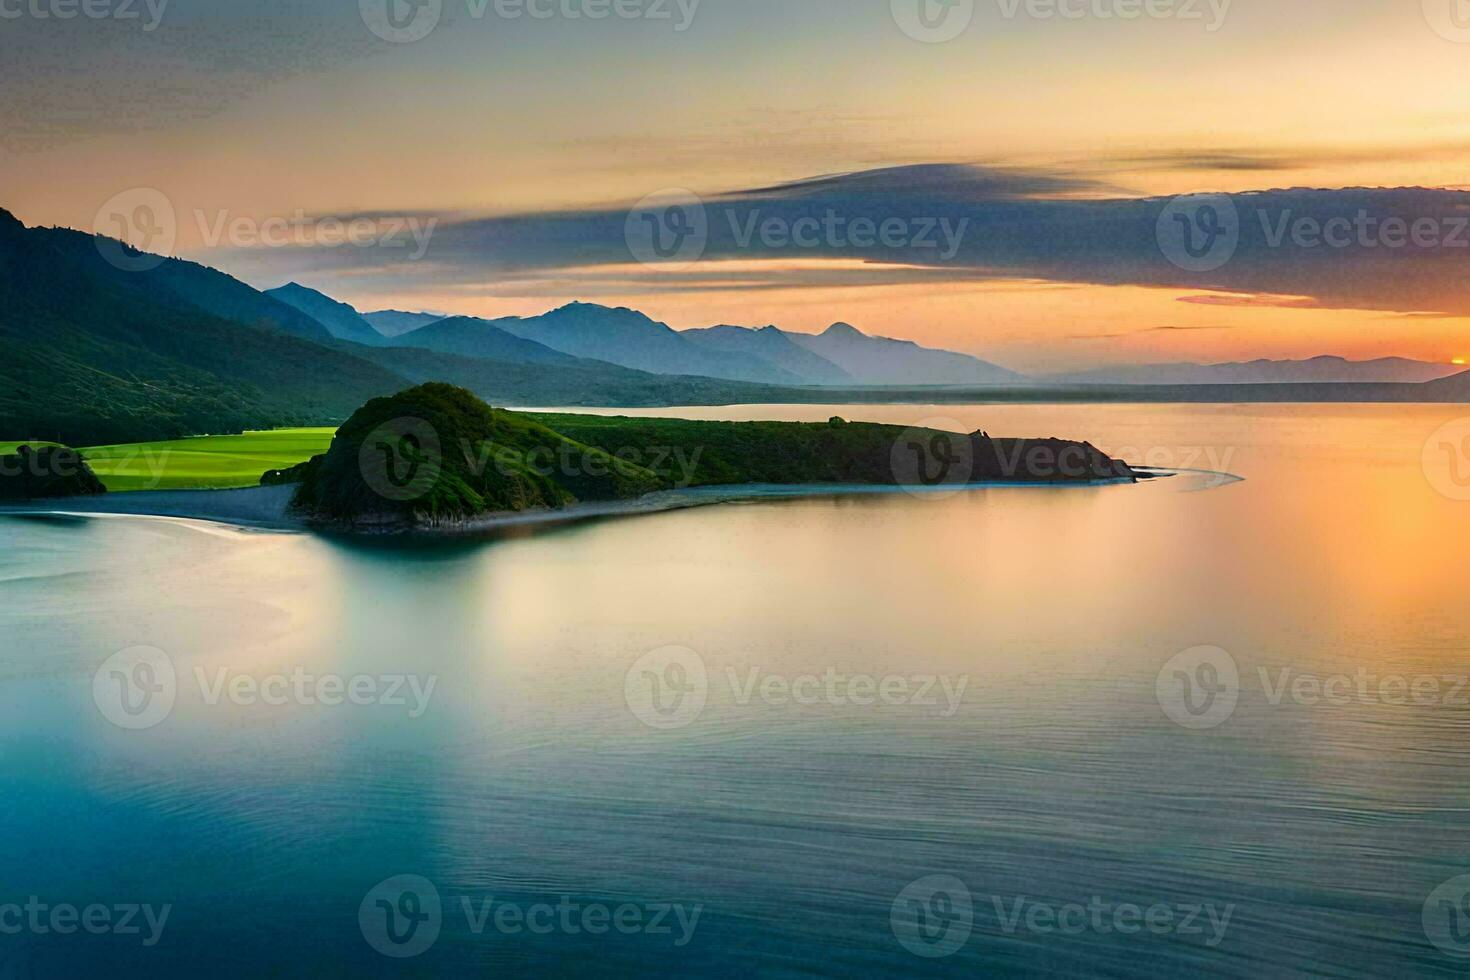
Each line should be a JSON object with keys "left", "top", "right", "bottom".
{"left": 0, "top": 429, "right": 337, "bottom": 492}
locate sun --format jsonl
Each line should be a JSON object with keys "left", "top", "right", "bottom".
{"left": 1455, "top": 358, "right": 1467, "bottom": 366}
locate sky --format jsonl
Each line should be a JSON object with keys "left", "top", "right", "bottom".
{"left": 3, "top": 0, "right": 1470, "bottom": 372}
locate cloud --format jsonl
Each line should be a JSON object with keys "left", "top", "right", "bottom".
{"left": 205, "top": 163, "right": 1470, "bottom": 318}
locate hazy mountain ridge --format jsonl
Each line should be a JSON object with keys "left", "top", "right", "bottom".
{"left": 488, "top": 303, "right": 808, "bottom": 385}
{"left": 788, "top": 322, "right": 1023, "bottom": 386}
{"left": 391, "top": 316, "right": 586, "bottom": 366}
{"left": 266, "top": 283, "right": 385, "bottom": 346}
{"left": 1047, "top": 355, "right": 1464, "bottom": 386}
{"left": 363, "top": 310, "right": 446, "bottom": 336}
{"left": 683, "top": 324, "right": 855, "bottom": 384}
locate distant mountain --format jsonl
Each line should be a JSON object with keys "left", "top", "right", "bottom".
{"left": 391, "top": 316, "right": 583, "bottom": 366}
{"left": 1424, "top": 369, "right": 1470, "bottom": 399}
{"left": 1046, "top": 356, "right": 1464, "bottom": 386}
{"left": 0, "top": 209, "right": 403, "bottom": 444}
{"left": 364, "top": 310, "right": 445, "bottom": 337}
{"left": 683, "top": 325, "right": 853, "bottom": 385}
{"left": 492, "top": 303, "right": 806, "bottom": 385}
{"left": 266, "top": 283, "right": 384, "bottom": 346}
{"left": 789, "top": 323, "right": 1023, "bottom": 385}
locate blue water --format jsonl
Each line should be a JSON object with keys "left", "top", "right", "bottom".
{"left": 2, "top": 404, "right": 1469, "bottom": 977}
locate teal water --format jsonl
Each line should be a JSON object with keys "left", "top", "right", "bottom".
{"left": 2, "top": 404, "right": 1469, "bottom": 977}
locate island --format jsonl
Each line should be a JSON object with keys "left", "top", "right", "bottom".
{"left": 282, "top": 384, "right": 1144, "bottom": 534}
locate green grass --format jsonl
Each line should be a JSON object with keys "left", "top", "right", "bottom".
{"left": 66, "top": 428, "right": 336, "bottom": 491}
{"left": 0, "top": 441, "right": 62, "bottom": 454}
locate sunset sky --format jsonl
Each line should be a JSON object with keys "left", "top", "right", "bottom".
{"left": 4, "top": 0, "right": 1470, "bottom": 372}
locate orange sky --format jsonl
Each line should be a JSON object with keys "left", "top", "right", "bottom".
{"left": 4, "top": 0, "right": 1470, "bottom": 369}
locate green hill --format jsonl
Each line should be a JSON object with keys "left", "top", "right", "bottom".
{"left": 289, "top": 385, "right": 1139, "bottom": 532}
{"left": 289, "top": 384, "right": 665, "bottom": 529}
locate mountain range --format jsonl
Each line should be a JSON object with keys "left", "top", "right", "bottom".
{"left": 381, "top": 302, "right": 1024, "bottom": 386}
{"left": 2, "top": 205, "right": 1468, "bottom": 445}
{"left": 1044, "top": 356, "right": 1464, "bottom": 386}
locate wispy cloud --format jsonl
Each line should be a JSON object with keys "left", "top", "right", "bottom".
{"left": 209, "top": 163, "right": 1470, "bottom": 319}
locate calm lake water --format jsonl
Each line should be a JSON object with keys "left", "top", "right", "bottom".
{"left": 2, "top": 403, "right": 1470, "bottom": 977}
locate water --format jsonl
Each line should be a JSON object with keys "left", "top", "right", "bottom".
{"left": 1, "top": 404, "right": 1469, "bottom": 977}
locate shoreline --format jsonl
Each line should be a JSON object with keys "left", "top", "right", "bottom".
{"left": 0, "top": 475, "right": 1170, "bottom": 538}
